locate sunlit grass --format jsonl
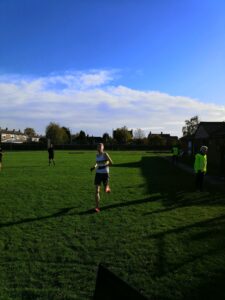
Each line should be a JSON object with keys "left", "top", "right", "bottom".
{"left": 0, "top": 151, "right": 225, "bottom": 299}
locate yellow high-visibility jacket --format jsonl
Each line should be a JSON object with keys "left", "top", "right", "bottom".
{"left": 194, "top": 153, "right": 207, "bottom": 173}
{"left": 172, "top": 147, "right": 179, "bottom": 156}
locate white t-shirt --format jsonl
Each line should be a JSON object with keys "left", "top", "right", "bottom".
{"left": 96, "top": 153, "right": 109, "bottom": 174}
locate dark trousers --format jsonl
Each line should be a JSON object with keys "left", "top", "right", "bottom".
{"left": 172, "top": 155, "right": 178, "bottom": 164}
{"left": 196, "top": 171, "right": 205, "bottom": 191}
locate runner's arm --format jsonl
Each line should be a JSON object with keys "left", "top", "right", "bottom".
{"left": 105, "top": 153, "right": 113, "bottom": 165}
{"left": 90, "top": 163, "right": 97, "bottom": 172}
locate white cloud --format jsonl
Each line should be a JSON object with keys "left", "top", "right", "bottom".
{"left": 79, "top": 70, "right": 114, "bottom": 87}
{"left": 0, "top": 70, "right": 225, "bottom": 136}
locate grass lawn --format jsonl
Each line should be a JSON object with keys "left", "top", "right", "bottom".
{"left": 0, "top": 150, "right": 225, "bottom": 300}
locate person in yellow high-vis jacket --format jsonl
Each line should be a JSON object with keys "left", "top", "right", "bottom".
{"left": 172, "top": 145, "right": 179, "bottom": 164}
{"left": 194, "top": 146, "right": 208, "bottom": 191}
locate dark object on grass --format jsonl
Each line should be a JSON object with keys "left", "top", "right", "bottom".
{"left": 93, "top": 263, "right": 148, "bottom": 300}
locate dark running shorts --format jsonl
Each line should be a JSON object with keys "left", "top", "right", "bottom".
{"left": 94, "top": 173, "right": 109, "bottom": 186}
{"left": 49, "top": 155, "right": 54, "bottom": 160}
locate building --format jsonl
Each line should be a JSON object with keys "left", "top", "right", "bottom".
{"left": 29, "top": 136, "right": 40, "bottom": 142}
{"left": 0, "top": 128, "right": 41, "bottom": 143}
{"left": 148, "top": 132, "right": 178, "bottom": 146}
{"left": 0, "top": 128, "right": 27, "bottom": 143}
{"left": 194, "top": 122, "right": 225, "bottom": 175}
{"left": 180, "top": 122, "right": 225, "bottom": 175}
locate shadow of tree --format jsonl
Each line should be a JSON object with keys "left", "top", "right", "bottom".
{"left": 0, "top": 207, "right": 76, "bottom": 228}
{"left": 147, "top": 214, "right": 225, "bottom": 299}
{"left": 113, "top": 156, "right": 225, "bottom": 299}
{"left": 141, "top": 156, "right": 225, "bottom": 207}
{"left": 2, "top": 155, "right": 225, "bottom": 299}
{"left": 78, "top": 195, "right": 161, "bottom": 215}
{"left": 0, "top": 195, "right": 162, "bottom": 227}
{"left": 112, "top": 161, "right": 142, "bottom": 168}
{"left": 140, "top": 155, "right": 225, "bottom": 299}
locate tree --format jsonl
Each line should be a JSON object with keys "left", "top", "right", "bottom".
{"left": 71, "top": 133, "right": 79, "bottom": 143}
{"left": 39, "top": 136, "right": 47, "bottom": 144}
{"left": 62, "top": 127, "right": 71, "bottom": 144}
{"left": 45, "top": 122, "right": 68, "bottom": 145}
{"left": 103, "top": 132, "right": 110, "bottom": 144}
{"left": 113, "top": 126, "right": 132, "bottom": 144}
{"left": 78, "top": 130, "right": 87, "bottom": 143}
{"left": 133, "top": 128, "right": 145, "bottom": 144}
{"left": 134, "top": 128, "right": 145, "bottom": 140}
{"left": 182, "top": 116, "right": 199, "bottom": 136}
{"left": 24, "top": 127, "right": 36, "bottom": 138}
{"left": 72, "top": 130, "right": 87, "bottom": 144}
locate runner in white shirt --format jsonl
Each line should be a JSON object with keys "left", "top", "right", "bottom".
{"left": 90, "top": 143, "right": 113, "bottom": 212}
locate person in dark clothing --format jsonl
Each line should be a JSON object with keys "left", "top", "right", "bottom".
{"left": 48, "top": 144, "right": 55, "bottom": 166}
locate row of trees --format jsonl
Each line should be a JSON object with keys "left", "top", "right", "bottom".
{"left": 42, "top": 123, "right": 178, "bottom": 146}
{"left": 24, "top": 115, "right": 199, "bottom": 141}
{"left": 24, "top": 115, "right": 199, "bottom": 146}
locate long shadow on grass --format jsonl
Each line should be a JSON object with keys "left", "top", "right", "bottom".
{"left": 147, "top": 213, "right": 225, "bottom": 299}
{"left": 0, "top": 207, "right": 75, "bottom": 228}
{"left": 78, "top": 195, "right": 161, "bottom": 215}
{"left": 140, "top": 156, "right": 225, "bottom": 299}
{"left": 141, "top": 156, "right": 225, "bottom": 209}
{"left": 114, "top": 157, "right": 225, "bottom": 214}
{"left": 0, "top": 194, "right": 162, "bottom": 226}
{"left": 113, "top": 161, "right": 142, "bottom": 168}
{"left": 113, "top": 156, "right": 225, "bottom": 299}
{"left": 0, "top": 195, "right": 162, "bottom": 226}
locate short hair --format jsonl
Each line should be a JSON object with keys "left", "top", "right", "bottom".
{"left": 200, "top": 145, "right": 208, "bottom": 152}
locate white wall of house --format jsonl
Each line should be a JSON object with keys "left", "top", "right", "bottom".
{"left": 0, "top": 131, "right": 28, "bottom": 143}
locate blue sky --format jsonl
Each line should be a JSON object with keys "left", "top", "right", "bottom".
{"left": 0, "top": 0, "right": 225, "bottom": 136}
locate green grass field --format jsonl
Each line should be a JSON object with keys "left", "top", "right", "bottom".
{"left": 0, "top": 151, "right": 225, "bottom": 300}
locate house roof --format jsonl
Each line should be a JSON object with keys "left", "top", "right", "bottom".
{"left": 148, "top": 133, "right": 178, "bottom": 139}
{"left": 0, "top": 129, "right": 25, "bottom": 135}
{"left": 195, "top": 122, "right": 225, "bottom": 138}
